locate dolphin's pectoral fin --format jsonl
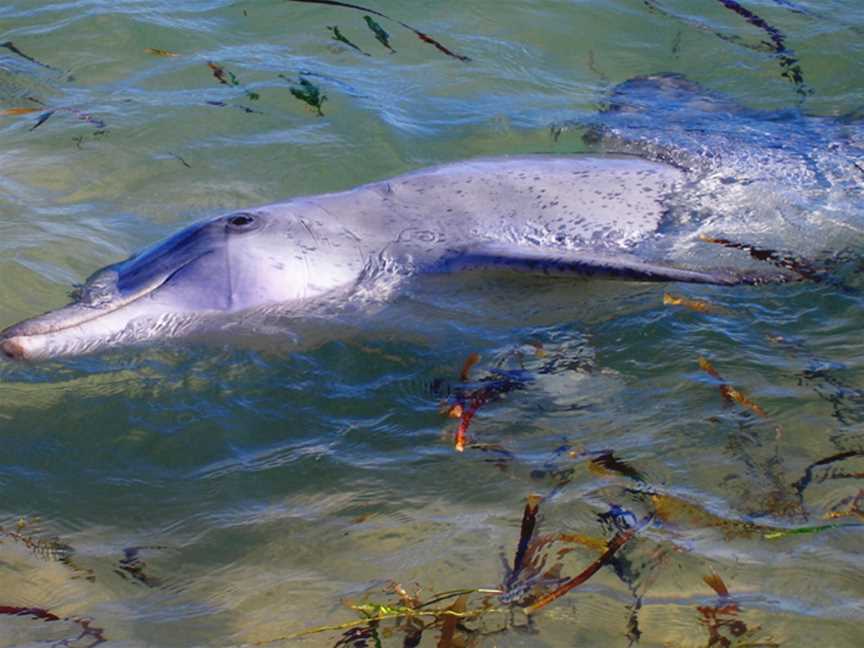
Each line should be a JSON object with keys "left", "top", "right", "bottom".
{"left": 431, "top": 243, "right": 791, "bottom": 286}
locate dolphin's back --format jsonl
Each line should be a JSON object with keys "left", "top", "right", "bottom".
{"left": 308, "top": 155, "right": 685, "bottom": 253}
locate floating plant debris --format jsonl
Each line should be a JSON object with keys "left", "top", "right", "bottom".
{"left": 0, "top": 41, "right": 61, "bottom": 72}
{"left": 259, "top": 588, "right": 505, "bottom": 645}
{"left": 524, "top": 524, "right": 637, "bottom": 614}
{"left": 288, "top": 76, "right": 327, "bottom": 116}
{"left": 29, "top": 109, "right": 55, "bottom": 131}
{"left": 824, "top": 489, "right": 864, "bottom": 521}
{"left": 502, "top": 497, "right": 644, "bottom": 613}
{"left": 696, "top": 573, "right": 780, "bottom": 647}
{"left": 644, "top": 490, "right": 856, "bottom": 541}
{"left": 761, "top": 522, "right": 853, "bottom": 540}
{"left": 261, "top": 496, "right": 643, "bottom": 644}
{"left": 0, "top": 519, "right": 95, "bottom": 582}
{"left": 0, "top": 107, "right": 40, "bottom": 115}
{"left": 439, "top": 351, "right": 531, "bottom": 452}
{"left": 114, "top": 546, "right": 166, "bottom": 587}
{"left": 799, "top": 362, "right": 864, "bottom": 426}
{"left": 607, "top": 543, "right": 673, "bottom": 647}
{"left": 648, "top": 490, "right": 765, "bottom": 539}
{"left": 465, "top": 442, "right": 515, "bottom": 472}
{"left": 714, "top": 0, "right": 809, "bottom": 97}
{"left": 145, "top": 47, "right": 179, "bottom": 57}
{"left": 791, "top": 450, "right": 864, "bottom": 500}
{"left": 698, "top": 357, "right": 768, "bottom": 417}
{"left": 588, "top": 450, "right": 647, "bottom": 483}
{"left": 459, "top": 351, "right": 481, "bottom": 382}
{"left": 663, "top": 291, "right": 723, "bottom": 314}
{"left": 22, "top": 104, "right": 106, "bottom": 133}
{"left": 205, "top": 100, "right": 262, "bottom": 114}
{"left": 642, "top": 1, "right": 809, "bottom": 97}
{"left": 208, "top": 61, "right": 239, "bottom": 87}
{"left": 507, "top": 494, "right": 542, "bottom": 591}
{"left": 699, "top": 234, "right": 819, "bottom": 282}
{"left": 530, "top": 444, "right": 644, "bottom": 491}
{"left": 286, "top": 0, "right": 471, "bottom": 62}
{"left": 363, "top": 15, "right": 395, "bottom": 53}
{"left": 642, "top": 1, "right": 776, "bottom": 54}
{"left": 327, "top": 25, "right": 369, "bottom": 55}
{"left": 0, "top": 606, "right": 106, "bottom": 647}
{"left": 208, "top": 62, "right": 259, "bottom": 100}
{"left": 170, "top": 152, "right": 192, "bottom": 168}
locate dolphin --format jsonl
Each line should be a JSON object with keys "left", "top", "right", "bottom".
{"left": 13, "top": 71, "right": 849, "bottom": 362}
{"left": 0, "top": 153, "right": 775, "bottom": 361}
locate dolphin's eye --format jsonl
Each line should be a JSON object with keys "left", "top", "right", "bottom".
{"left": 226, "top": 212, "right": 258, "bottom": 231}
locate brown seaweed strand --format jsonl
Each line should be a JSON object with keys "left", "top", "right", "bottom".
{"left": 285, "top": 0, "right": 470, "bottom": 61}
{"left": 793, "top": 450, "right": 864, "bottom": 499}
{"left": 642, "top": 1, "right": 776, "bottom": 54}
{"left": 0, "top": 606, "right": 107, "bottom": 647}
{"left": 524, "top": 526, "right": 636, "bottom": 614}
{"left": 713, "top": 0, "right": 809, "bottom": 97}
{"left": 699, "top": 235, "right": 819, "bottom": 281}
{"left": 0, "top": 41, "right": 61, "bottom": 72}
{"left": 509, "top": 495, "right": 542, "bottom": 587}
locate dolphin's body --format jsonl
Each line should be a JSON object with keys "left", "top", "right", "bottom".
{"left": 0, "top": 154, "right": 754, "bottom": 361}
{"left": 7, "top": 72, "right": 857, "bottom": 362}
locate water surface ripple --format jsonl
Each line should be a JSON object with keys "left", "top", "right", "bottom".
{"left": 1, "top": 0, "right": 863, "bottom": 646}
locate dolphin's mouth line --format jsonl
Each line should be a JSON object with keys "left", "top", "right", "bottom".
{"left": 0, "top": 251, "right": 213, "bottom": 341}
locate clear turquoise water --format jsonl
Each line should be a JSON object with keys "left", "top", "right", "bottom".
{"left": 1, "top": 1, "right": 863, "bottom": 646}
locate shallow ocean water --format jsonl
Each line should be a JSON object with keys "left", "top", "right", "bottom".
{"left": 1, "top": 0, "right": 863, "bottom": 646}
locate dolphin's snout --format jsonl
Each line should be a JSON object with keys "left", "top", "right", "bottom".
{"left": 0, "top": 337, "right": 28, "bottom": 361}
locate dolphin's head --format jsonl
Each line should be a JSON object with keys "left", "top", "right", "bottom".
{"left": 0, "top": 205, "right": 335, "bottom": 360}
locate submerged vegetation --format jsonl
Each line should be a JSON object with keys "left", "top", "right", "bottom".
{"left": 2, "top": 0, "right": 863, "bottom": 645}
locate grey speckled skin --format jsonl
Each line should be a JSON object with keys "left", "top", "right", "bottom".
{"left": 0, "top": 155, "right": 753, "bottom": 361}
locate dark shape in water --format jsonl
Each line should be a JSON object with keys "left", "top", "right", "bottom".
{"left": 363, "top": 15, "right": 395, "bottom": 53}
{"left": 286, "top": 0, "right": 470, "bottom": 62}
{"left": 590, "top": 451, "right": 646, "bottom": 483}
{"left": 114, "top": 546, "right": 165, "bottom": 587}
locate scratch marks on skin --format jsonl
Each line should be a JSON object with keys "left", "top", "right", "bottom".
{"left": 298, "top": 218, "right": 319, "bottom": 245}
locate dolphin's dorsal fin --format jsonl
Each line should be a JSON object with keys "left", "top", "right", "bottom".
{"left": 431, "top": 243, "right": 790, "bottom": 286}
